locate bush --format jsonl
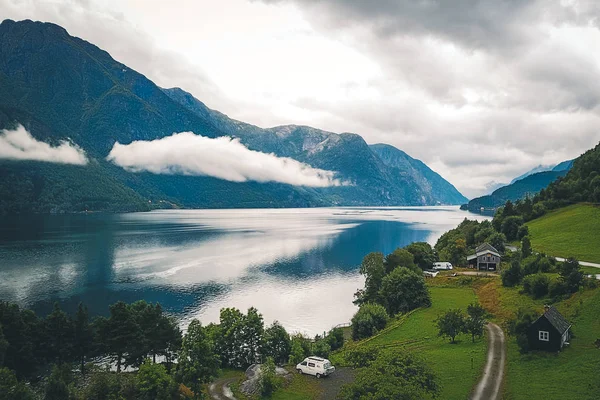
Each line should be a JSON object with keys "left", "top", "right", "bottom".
{"left": 344, "top": 346, "right": 380, "bottom": 369}
{"left": 549, "top": 280, "right": 569, "bottom": 298}
{"left": 522, "top": 274, "right": 550, "bottom": 299}
{"left": 259, "top": 358, "right": 282, "bottom": 398}
{"left": 351, "top": 303, "right": 389, "bottom": 340}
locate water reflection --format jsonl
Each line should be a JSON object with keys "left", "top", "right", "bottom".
{"left": 0, "top": 207, "right": 489, "bottom": 334}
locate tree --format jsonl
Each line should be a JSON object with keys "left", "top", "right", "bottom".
{"left": 44, "top": 365, "right": 72, "bottom": 400}
{"left": 217, "top": 308, "right": 246, "bottom": 368}
{"left": 351, "top": 303, "right": 389, "bottom": 340}
{"left": 0, "top": 325, "right": 7, "bottom": 368}
{"left": 312, "top": 337, "right": 331, "bottom": 358}
{"left": 263, "top": 321, "right": 291, "bottom": 365}
{"left": 436, "top": 309, "right": 466, "bottom": 343}
{"left": 354, "top": 252, "right": 385, "bottom": 306}
{"left": 501, "top": 216, "right": 524, "bottom": 241}
{"left": 289, "top": 336, "right": 307, "bottom": 365}
{"left": 0, "top": 302, "right": 40, "bottom": 378}
{"left": 404, "top": 242, "right": 437, "bottom": 270}
{"left": 0, "top": 367, "right": 35, "bottom": 400}
{"left": 521, "top": 236, "right": 532, "bottom": 258}
{"left": 243, "top": 307, "right": 264, "bottom": 367}
{"left": 488, "top": 232, "right": 507, "bottom": 254}
{"left": 136, "top": 360, "right": 178, "bottom": 400}
{"left": 559, "top": 258, "right": 583, "bottom": 293}
{"left": 465, "top": 303, "right": 486, "bottom": 343}
{"left": 446, "top": 238, "right": 468, "bottom": 267}
{"left": 517, "top": 225, "right": 529, "bottom": 240}
{"left": 502, "top": 260, "right": 522, "bottom": 287}
{"left": 379, "top": 267, "right": 431, "bottom": 316}
{"left": 44, "top": 303, "right": 74, "bottom": 365}
{"left": 73, "top": 303, "right": 93, "bottom": 374}
{"left": 325, "top": 327, "right": 344, "bottom": 351}
{"left": 338, "top": 350, "right": 439, "bottom": 400}
{"left": 177, "top": 319, "right": 220, "bottom": 398}
{"left": 384, "top": 248, "right": 416, "bottom": 274}
{"left": 95, "top": 301, "right": 141, "bottom": 373}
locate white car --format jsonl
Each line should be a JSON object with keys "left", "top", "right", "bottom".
{"left": 433, "top": 262, "right": 453, "bottom": 270}
{"left": 296, "top": 356, "right": 335, "bottom": 378}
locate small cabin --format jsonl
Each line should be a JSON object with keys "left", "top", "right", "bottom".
{"left": 527, "top": 305, "right": 571, "bottom": 352}
{"left": 466, "top": 243, "right": 501, "bottom": 271}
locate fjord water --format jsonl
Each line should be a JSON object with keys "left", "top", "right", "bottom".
{"left": 0, "top": 207, "right": 488, "bottom": 335}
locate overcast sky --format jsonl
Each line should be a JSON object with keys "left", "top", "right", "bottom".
{"left": 3, "top": 0, "right": 600, "bottom": 197}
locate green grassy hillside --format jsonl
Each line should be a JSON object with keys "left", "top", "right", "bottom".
{"left": 526, "top": 204, "right": 600, "bottom": 263}
{"left": 333, "top": 284, "right": 488, "bottom": 400}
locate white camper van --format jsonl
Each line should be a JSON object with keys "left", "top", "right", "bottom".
{"left": 433, "top": 262, "right": 453, "bottom": 270}
{"left": 296, "top": 356, "right": 335, "bottom": 378}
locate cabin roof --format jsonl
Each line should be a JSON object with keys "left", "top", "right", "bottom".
{"left": 475, "top": 243, "right": 500, "bottom": 254}
{"left": 467, "top": 243, "right": 501, "bottom": 260}
{"left": 534, "top": 306, "right": 571, "bottom": 335}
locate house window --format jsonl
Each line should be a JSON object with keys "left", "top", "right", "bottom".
{"left": 539, "top": 331, "right": 549, "bottom": 341}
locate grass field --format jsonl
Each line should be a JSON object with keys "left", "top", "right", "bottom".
{"left": 474, "top": 277, "right": 600, "bottom": 399}
{"left": 336, "top": 285, "right": 488, "bottom": 400}
{"left": 526, "top": 204, "right": 600, "bottom": 263}
{"left": 503, "top": 288, "right": 600, "bottom": 399}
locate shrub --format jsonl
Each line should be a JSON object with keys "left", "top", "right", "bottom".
{"left": 522, "top": 274, "right": 550, "bottom": 299}
{"left": 351, "top": 303, "right": 389, "bottom": 340}
{"left": 549, "top": 280, "right": 569, "bottom": 299}
{"left": 344, "top": 346, "right": 380, "bottom": 369}
{"left": 259, "top": 358, "right": 282, "bottom": 398}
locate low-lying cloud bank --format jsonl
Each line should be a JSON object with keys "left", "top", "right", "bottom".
{"left": 0, "top": 125, "right": 87, "bottom": 165}
{"left": 107, "top": 132, "right": 343, "bottom": 187}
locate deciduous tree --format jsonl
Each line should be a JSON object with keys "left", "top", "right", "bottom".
{"left": 379, "top": 267, "right": 431, "bottom": 316}
{"left": 436, "top": 309, "right": 466, "bottom": 343}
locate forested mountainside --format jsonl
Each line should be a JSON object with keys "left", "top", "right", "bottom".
{"left": 0, "top": 19, "right": 466, "bottom": 213}
{"left": 464, "top": 169, "right": 569, "bottom": 212}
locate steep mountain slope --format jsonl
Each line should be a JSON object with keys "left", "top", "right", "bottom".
{"left": 164, "top": 88, "right": 468, "bottom": 205}
{"left": 465, "top": 169, "right": 570, "bottom": 212}
{"left": 0, "top": 19, "right": 467, "bottom": 212}
{"left": 369, "top": 144, "right": 467, "bottom": 205}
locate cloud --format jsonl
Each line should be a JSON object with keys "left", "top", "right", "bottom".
{"left": 107, "top": 132, "right": 342, "bottom": 187}
{"left": 0, "top": 125, "right": 87, "bottom": 165}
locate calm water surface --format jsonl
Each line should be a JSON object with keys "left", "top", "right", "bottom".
{"left": 0, "top": 207, "right": 488, "bottom": 335}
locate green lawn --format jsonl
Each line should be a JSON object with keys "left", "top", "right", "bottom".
{"left": 526, "top": 204, "right": 600, "bottom": 263}
{"left": 344, "top": 286, "right": 488, "bottom": 400}
{"left": 503, "top": 288, "right": 600, "bottom": 400}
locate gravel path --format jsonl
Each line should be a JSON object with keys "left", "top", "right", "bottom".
{"left": 471, "top": 323, "right": 505, "bottom": 400}
{"left": 316, "top": 367, "right": 355, "bottom": 400}
{"left": 208, "top": 377, "right": 238, "bottom": 400}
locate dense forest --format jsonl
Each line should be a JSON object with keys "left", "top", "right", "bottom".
{"left": 0, "top": 300, "right": 345, "bottom": 399}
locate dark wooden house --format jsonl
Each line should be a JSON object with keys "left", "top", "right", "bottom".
{"left": 466, "top": 243, "right": 501, "bottom": 271}
{"left": 527, "top": 305, "right": 571, "bottom": 352}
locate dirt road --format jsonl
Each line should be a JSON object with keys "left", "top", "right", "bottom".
{"left": 471, "top": 323, "right": 505, "bottom": 400}
{"left": 208, "top": 377, "right": 238, "bottom": 400}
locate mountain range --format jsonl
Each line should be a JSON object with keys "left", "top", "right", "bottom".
{"left": 463, "top": 161, "right": 574, "bottom": 212}
{"left": 509, "top": 160, "right": 574, "bottom": 184}
{"left": 0, "top": 19, "right": 467, "bottom": 213}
